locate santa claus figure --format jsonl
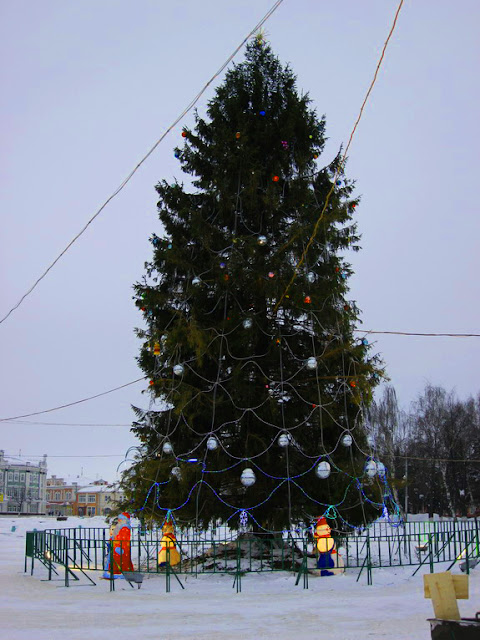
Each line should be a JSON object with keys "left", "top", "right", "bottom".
{"left": 103, "top": 512, "right": 134, "bottom": 578}
{"left": 314, "top": 516, "right": 344, "bottom": 576}
{"left": 158, "top": 511, "right": 181, "bottom": 567}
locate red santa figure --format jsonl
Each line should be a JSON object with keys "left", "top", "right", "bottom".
{"left": 103, "top": 512, "right": 134, "bottom": 578}
{"left": 313, "top": 516, "right": 344, "bottom": 576}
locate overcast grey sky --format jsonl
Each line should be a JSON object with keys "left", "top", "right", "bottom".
{"left": 1, "top": 0, "right": 478, "bottom": 482}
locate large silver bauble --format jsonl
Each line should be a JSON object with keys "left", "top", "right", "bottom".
{"left": 316, "top": 460, "right": 331, "bottom": 479}
{"left": 240, "top": 468, "right": 256, "bottom": 487}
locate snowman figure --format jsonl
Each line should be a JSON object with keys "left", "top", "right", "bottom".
{"left": 314, "top": 516, "right": 344, "bottom": 576}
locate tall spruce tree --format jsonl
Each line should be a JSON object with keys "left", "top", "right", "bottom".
{"left": 121, "top": 37, "right": 387, "bottom": 532}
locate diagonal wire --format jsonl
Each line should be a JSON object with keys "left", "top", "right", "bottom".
{"left": 274, "top": 0, "right": 404, "bottom": 314}
{"left": 0, "top": 0, "right": 285, "bottom": 326}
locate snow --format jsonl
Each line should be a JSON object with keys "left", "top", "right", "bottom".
{"left": 1, "top": 516, "right": 479, "bottom": 640}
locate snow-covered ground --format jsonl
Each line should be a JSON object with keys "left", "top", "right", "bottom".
{"left": 0, "top": 516, "right": 479, "bottom": 640}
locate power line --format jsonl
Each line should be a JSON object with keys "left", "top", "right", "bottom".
{"left": 5, "top": 453, "right": 125, "bottom": 459}
{"left": 356, "top": 330, "right": 480, "bottom": 338}
{"left": 274, "top": 0, "right": 405, "bottom": 312}
{"left": 2, "top": 420, "right": 132, "bottom": 426}
{"left": 0, "top": 0, "right": 285, "bottom": 326}
{"left": 0, "top": 377, "right": 146, "bottom": 422}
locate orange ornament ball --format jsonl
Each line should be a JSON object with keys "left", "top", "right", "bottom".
{"left": 350, "top": 381, "right": 357, "bottom": 388}
{"left": 149, "top": 380, "right": 154, "bottom": 386}
{"left": 304, "top": 296, "right": 311, "bottom": 304}
{"left": 235, "top": 132, "right": 241, "bottom": 139}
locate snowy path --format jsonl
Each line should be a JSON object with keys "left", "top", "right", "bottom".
{"left": 0, "top": 516, "right": 478, "bottom": 640}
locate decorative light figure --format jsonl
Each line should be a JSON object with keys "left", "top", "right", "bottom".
{"left": 171, "top": 466, "right": 181, "bottom": 479}
{"left": 278, "top": 433, "right": 289, "bottom": 447}
{"left": 306, "top": 357, "right": 317, "bottom": 370}
{"left": 307, "top": 272, "right": 316, "bottom": 283}
{"left": 365, "top": 460, "right": 377, "bottom": 477}
{"left": 257, "top": 235, "right": 267, "bottom": 246}
{"left": 243, "top": 318, "right": 253, "bottom": 329}
{"left": 173, "top": 364, "right": 184, "bottom": 376}
{"left": 341, "top": 433, "right": 353, "bottom": 447}
{"left": 316, "top": 461, "right": 331, "bottom": 479}
{"left": 162, "top": 441, "right": 173, "bottom": 455}
{"left": 376, "top": 462, "right": 386, "bottom": 478}
{"left": 240, "top": 468, "right": 256, "bottom": 487}
{"left": 206, "top": 436, "right": 218, "bottom": 451}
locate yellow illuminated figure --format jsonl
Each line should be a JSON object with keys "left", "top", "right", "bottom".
{"left": 158, "top": 512, "right": 181, "bottom": 567}
{"left": 313, "top": 516, "right": 344, "bottom": 576}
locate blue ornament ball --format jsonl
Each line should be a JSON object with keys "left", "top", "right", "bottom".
{"left": 259, "top": 110, "right": 266, "bottom": 116}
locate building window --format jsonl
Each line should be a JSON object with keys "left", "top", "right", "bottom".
{"left": 20, "top": 473, "right": 25, "bottom": 482}
{"left": 14, "top": 473, "right": 19, "bottom": 482}
{"left": 78, "top": 494, "right": 87, "bottom": 503}
{"left": 54, "top": 492, "right": 60, "bottom": 501}
{"left": 65, "top": 492, "right": 71, "bottom": 500}
{"left": 8, "top": 472, "right": 13, "bottom": 481}
{"left": 88, "top": 495, "right": 96, "bottom": 503}
{"left": 7, "top": 505, "right": 17, "bottom": 512}
{"left": 46, "top": 491, "right": 51, "bottom": 500}
{"left": 87, "top": 506, "right": 96, "bottom": 516}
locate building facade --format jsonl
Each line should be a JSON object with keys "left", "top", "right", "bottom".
{"left": 0, "top": 450, "right": 47, "bottom": 515}
{"left": 73, "top": 481, "right": 125, "bottom": 517}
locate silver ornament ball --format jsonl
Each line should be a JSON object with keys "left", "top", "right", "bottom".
{"left": 316, "top": 460, "right": 331, "bottom": 479}
{"left": 240, "top": 468, "right": 256, "bottom": 487}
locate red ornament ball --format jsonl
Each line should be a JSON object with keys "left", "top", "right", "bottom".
{"left": 149, "top": 380, "right": 154, "bottom": 386}
{"left": 272, "top": 175, "right": 280, "bottom": 182}
{"left": 350, "top": 381, "right": 357, "bottom": 388}
{"left": 235, "top": 132, "right": 241, "bottom": 139}
{"left": 181, "top": 131, "right": 187, "bottom": 138}
{"left": 304, "top": 296, "right": 311, "bottom": 304}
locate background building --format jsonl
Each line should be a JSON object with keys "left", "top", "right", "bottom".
{"left": 45, "top": 475, "right": 95, "bottom": 516}
{"left": 0, "top": 450, "right": 47, "bottom": 515}
{"left": 73, "top": 481, "right": 125, "bottom": 517}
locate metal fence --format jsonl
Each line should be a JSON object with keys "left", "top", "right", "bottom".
{"left": 24, "top": 518, "right": 480, "bottom": 590}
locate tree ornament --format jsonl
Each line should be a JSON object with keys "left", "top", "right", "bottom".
{"left": 376, "top": 462, "right": 386, "bottom": 478}
{"left": 219, "top": 262, "right": 226, "bottom": 269}
{"left": 192, "top": 276, "right": 201, "bottom": 285}
{"left": 161, "top": 334, "right": 168, "bottom": 343}
{"left": 162, "top": 441, "right": 173, "bottom": 454}
{"left": 257, "top": 235, "right": 267, "bottom": 246}
{"left": 171, "top": 466, "right": 182, "bottom": 479}
{"left": 173, "top": 364, "right": 184, "bottom": 376}
{"left": 240, "top": 468, "right": 256, "bottom": 487}
{"left": 149, "top": 380, "right": 154, "bottom": 386}
{"left": 304, "top": 295, "right": 311, "bottom": 304}
{"left": 350, "top": 380, "right": 356, "bottom": 388}
{"left": 268, "top": 271, "right": 275, "bottom": 278}
{"left": 306, "top": 356, "right": 317, "bottom": 370}
{"left": 367, "top": 435, "right": 375, "bottom": 447}
{"left": 153, "top": 342, "right": 161, "bottom": 356}
{"left": 313, "top": 153, "right": 318, "bottom": 159}
{"left": 336, "top": 179, "right": 342, "bottom": 186}
{"left": 278, "top": 433, "right": 289, "bottom": 447}
{"left": 224, "top": 274, "right": 230, "bottom": 281}
{"left": 307, "top": 271, "right": 316, "bottom": 283}
{"left": 206, "top": 436, "right": 218, "bottom": 451}
{"left": 272, "top": 175, "right": 280, "bottom": 182}
{"left": 243, "top": 318, "right": 253, "bottom": 329}
{"left": 316, "top": 460, "right": 331, "bottom": 479}
{"left": 167, "top": 243, "right": 173, "bottom": 249}
{"left": 259, "top": 110, "right": 266, "bottom": 116}
{"left": 365, "top": 460, "right": 377, "bottom": 478}
{"left": 181, "top": 130, "right": 187, "bottom": 137}
{"left": 341, "top": 433, "right": 353, "bottom": 447}
{"left": 174, "top": 151, "right": 180, "bottom": 158}
{"left": 235, "top": 132, "right": 241, "bottom": 139}
{"left": 281, "top": 140, "right": 288, "bottom": 149}
{"left": 362, "top": 338, "right": 369, "bottom": 346}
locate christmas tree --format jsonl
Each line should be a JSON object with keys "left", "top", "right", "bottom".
{"left": 122, "top": 36, "right": 389, "bottom": 533}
